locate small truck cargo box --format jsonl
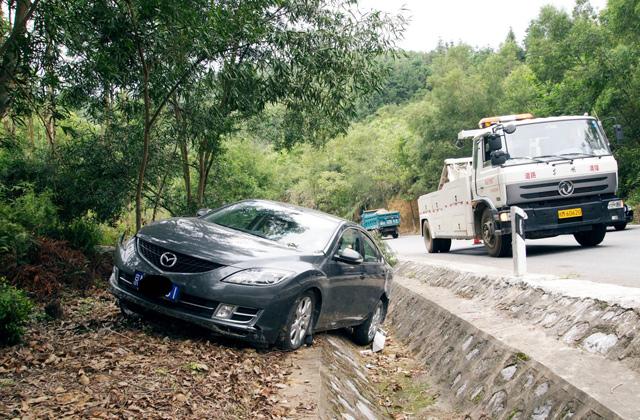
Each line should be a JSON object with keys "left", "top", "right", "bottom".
{"left": 361, "top": 209, "right": 401, "bottom": 238}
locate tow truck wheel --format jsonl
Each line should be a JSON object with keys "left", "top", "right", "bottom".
{"left": 574, "top": 224, "right": 606, "bottom": 247}
{"left": 481, "top": 208, "right": 512, "bottom": 258}
{"left": 613, "top": 222, "right": 627, "bottom": 231}
{"left": 422, "top": 222, "right": 451, "bottom": 253}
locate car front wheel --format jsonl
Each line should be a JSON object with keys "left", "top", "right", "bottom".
{"left": 353, "top": 300, "right": 385, "bottom": 345}
{"left": 277, "top": 291, "right": 315, "bottom": 351}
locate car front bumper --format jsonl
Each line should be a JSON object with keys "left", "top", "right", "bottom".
{"left": 109, "top": 266, "right": 299, "bottom": 346}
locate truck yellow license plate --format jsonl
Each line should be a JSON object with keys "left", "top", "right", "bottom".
{"left": 558, "top": 208, "right": 582, "bottom": 219}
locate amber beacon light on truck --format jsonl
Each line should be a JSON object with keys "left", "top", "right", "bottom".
{"left": 478, "top": 113, "right": 534, "bottom": 128}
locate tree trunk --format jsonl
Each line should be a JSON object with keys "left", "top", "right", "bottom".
{"left": 27, "top": 115, "right": 34, "bottom": 147}
{"left": 0, "top": 0, "right": 39, "bottom": 117}
{"left": 172, "top": 99, "right": 192, "bottom": 208}
{"left": 135, "top": 58, "right": 151, "bottom": 231}
{"left": 196, "top": 149, "right": 207, "bottom": 207}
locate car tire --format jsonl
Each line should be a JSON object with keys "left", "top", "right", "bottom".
{"left": 119, "top": 299, "right": 142, "bottom": 321}
{"left": 392, "top": 231, "right": 399, "bottom": 239}
{"left": 613, "top": 222, "right": 627, "bottom": 231}
{"left": 353, "top": 299, "right": 385, "bottom": 346}
{"left": 423, "top": 222, "right": 451, "bottom": 253}
{"left": 277, "top": 291, "right": 315, "bottom": 351}
{"left": 481, "top": 208, "right": 512, "bottom": 258}
{"left": 574, "top": 224, "right": 606, "bottom": 247}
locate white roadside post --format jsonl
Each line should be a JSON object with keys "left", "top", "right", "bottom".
{"left": 510, "top": 206, "right": 528, "bottom": 276}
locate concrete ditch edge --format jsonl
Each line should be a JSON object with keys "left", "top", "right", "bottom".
{"left": 395, "top": 261, "right": 640, "bottom": 375}
{"left": 389, "top": 276, "right": 640, "bottom": 419}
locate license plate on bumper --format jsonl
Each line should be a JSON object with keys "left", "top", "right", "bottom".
{"left": 558, "top": 208, "right": 583, "bottom": 219}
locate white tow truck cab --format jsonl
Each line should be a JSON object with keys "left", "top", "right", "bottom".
{"left": 418, "top": 114, "right": 626, "bottom": 257}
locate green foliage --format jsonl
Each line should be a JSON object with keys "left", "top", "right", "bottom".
{"left": 61, "top": 216, "right": 103, "bottom": 256}
{"left": 0, "top": 280, "right": 33, "bottom": 346}
{"left": 372, "top": 232, "right": 398, "bottom": 267}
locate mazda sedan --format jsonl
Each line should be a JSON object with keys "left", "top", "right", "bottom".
{"left": 109, "top": 199, "right": 392, "bottom": 350}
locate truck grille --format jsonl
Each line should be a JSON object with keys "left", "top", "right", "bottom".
{"left": 137, "top": 238, "right": 224, "bottom": 273}
{"left": 506, "top": 173, "right": 615, "bottom": 205}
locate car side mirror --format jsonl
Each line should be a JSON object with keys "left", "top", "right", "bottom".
{"left": 490, "top": 150, "right": 509, "bottom": 166}
{"left": 486, "top": 134, "right": 503, "bottom": 152}
{"left": 334, "top": 248, "right": 363, "bottom": 265}
{"left": 613, "top": 124, "right": 624, "bottom": 143}
{"left": 196, "top": 208, "right": 211, "bottom": 217}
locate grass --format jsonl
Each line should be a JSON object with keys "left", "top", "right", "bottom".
{"left": 377, "top": 373, "right": 436, "bottom": 416}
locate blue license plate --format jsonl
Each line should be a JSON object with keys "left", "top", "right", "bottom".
{"left": 165, "top": 284, "right": 180, "bottom": 302}
{"left": 133, "top": 271, "right": 145, "bottom": 289}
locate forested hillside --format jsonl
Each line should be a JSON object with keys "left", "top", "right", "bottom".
{"left": 1, "top": 0, "right": 640, "bottom": 296}
{"left": 273, "top": 0, "right": 640, "bottom": 219}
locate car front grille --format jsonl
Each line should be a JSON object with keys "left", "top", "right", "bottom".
{"left": 137, "top": 238, "right": 224, "bottom": 273}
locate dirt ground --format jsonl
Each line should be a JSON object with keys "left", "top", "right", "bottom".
{"left": 1, "top": 285, "right": 461, "bottom": 419}
{"left": 0, "top": 288, "right": 300, "bottom": 419}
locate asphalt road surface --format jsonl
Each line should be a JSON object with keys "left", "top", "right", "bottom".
{"left": 387, "top": 225, "right": 640, "bottom": 289}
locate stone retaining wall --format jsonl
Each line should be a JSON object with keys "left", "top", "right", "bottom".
{"left": 394, "top": 261, "right": 640, "bottom": 374}
{"left": 388, "top": 281, "right": 619, "bottom": 419}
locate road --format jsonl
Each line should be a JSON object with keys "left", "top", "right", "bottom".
{"left": 387, "top": 225, "right": 640, "bottom": 289}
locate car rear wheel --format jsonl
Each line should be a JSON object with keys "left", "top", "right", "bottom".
{"left": 277, "top": 291, "right": 315, "bottom": 351}
{"left": 613, "top": 222, "right": 627, "bottom": 231}
{"left": 481, "top": 208, "right": 512, "bottom": 257}
{"left": 353, "top": 299, "right": 385, "bottom": 345}
{"left": 423, "top": 222, "right": 451, "bottom": 253}
{"left": 574, "top": 224, "right": 606, "bottom": 246}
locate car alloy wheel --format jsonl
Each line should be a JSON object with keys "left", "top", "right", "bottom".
{"left": 367, "top": 301, "right": 384, "bottom": 341}
{"left": 290, "top": 296, "right": 313, "bottom": 348}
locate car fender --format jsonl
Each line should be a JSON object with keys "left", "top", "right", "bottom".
{"left": 294, "top": 270, "right": 329, "bottom": 330}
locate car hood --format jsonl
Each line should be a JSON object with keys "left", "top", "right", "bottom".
{"left": 137, "top": 217, "right": 304, "bottom": 266}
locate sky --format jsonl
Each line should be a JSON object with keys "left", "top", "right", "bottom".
{"left": 359, "top": 0, "right": 608, "bottom": 51}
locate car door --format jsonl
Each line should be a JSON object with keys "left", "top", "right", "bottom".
{"left": 359, "top": 231, "right": 386, "bottom": 316}
{"left": 322, "top": 227, "right": 366, "bottom": 327}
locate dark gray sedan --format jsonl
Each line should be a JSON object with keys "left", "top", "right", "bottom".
{"left": 109, "top": 199, "right": 392, "bottom": 350}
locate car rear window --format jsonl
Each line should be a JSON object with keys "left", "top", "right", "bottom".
{"left": 204, "top": 202, "right": 339, "bottom": 252}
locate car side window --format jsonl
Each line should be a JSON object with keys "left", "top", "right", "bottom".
{"left": 361, "top": 234, "right": 380, "bottom": 263}
{"left": 337, "top": 229, "right": 361, "bottom": 254}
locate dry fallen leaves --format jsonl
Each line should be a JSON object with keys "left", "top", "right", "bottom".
{"left": 0, "top": 288, "right": 294, "bottom": 419}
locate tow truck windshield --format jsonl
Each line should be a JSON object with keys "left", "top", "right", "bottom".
{"left": 504, "top": 119, "right": 610, "bottom": 163}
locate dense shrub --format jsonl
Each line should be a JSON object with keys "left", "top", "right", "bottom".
{"left": 62, "top": 216, "right": 103, "bottom": 255}
{"left": 8, "top": 238, "right": 90, "bottom": 300}
{"left": 0, "top": 280, "right": 33, "bottom": 346}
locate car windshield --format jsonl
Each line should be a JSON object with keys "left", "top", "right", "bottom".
{"left": 504, "top": 119, "right": 610, "bottom": 162}
{"left": 203, "top": 202, "right": 339, "bottom": 252}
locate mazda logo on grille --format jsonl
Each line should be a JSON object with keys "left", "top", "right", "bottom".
{"left": 159, "top": 252, "right": 178, "bottom": 268}
{"left": 558, "top": 180, "right": 575, "bottom": 196}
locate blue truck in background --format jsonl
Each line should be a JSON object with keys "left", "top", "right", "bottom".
{"left": 361, "top": 209, "right": 401, "bottom": 239}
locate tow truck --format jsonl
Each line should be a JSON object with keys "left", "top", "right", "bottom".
{"left": 417, "top": 114, "right": 627, "bottom": 257}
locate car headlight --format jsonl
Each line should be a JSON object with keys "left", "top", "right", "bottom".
{"left": 608, "top": 200, "right": 624, "bottom": 210}
{"left": 221, "top": 268, "right": 294, "bottom": 286}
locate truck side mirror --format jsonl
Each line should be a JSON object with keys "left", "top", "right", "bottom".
{"left": 490, "top": 150, "right": 509, "bottom": 166}
{"left": 503, "top": 123, "right": 517, "bottom": 134}
{"left": 613, "top": 124, "right": 624, "bottom": 143}
{"left": 487, "top": 134, "right": 503, "bottom": 152}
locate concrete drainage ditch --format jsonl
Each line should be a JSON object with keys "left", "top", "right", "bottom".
{"left": 282, "top": 261, "right": 640, "bottom": 419}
